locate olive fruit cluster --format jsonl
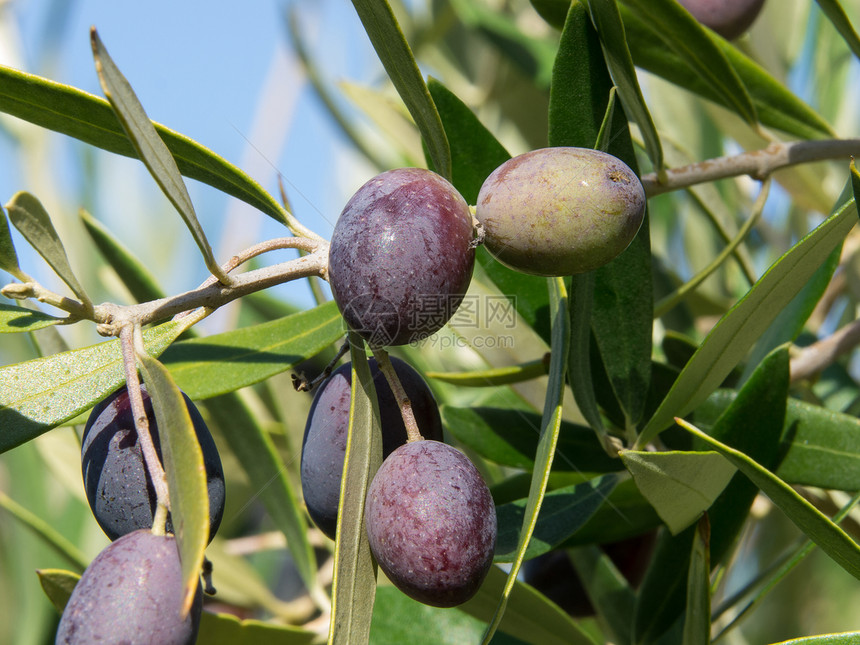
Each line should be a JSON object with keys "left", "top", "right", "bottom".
{"left": 301, "top": 358, "right": 496, "bottom": 607}
{"left": 57, "top": 384, "right": 225, "bottom": 644}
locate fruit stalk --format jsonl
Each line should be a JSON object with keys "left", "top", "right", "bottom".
{"left": 119, "top": 323, "right": 171, "bottom": 530}
{"left": 372, "top": 349, "right": 423, "bottom": 443}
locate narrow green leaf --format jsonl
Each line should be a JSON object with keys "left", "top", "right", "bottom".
{"left": 679, "top": 419, "right": 860, "bottom": 581}
{"left": 682, "top": 517, "right": 711, "bottom": 645}
{"left": 482, "top": 278, "right": 570, "bottom": 644}
{"left": 620, "top": 451, "right": 736, "bottom": 535}
{"left": 0, "top": 203, "right": 29, "bottom": 281}
{"left": 593, "top": 87, "right": 617, "bottom": 152}
{"left": 0, "top": 491, "right": 88, "bottom": 571}
{"left": 441, "top": 406, "right": 624, "bottom": 475}
{"left": 370, "top": 586, "right": 486, "bottom": 645}
{"left": 769, "top": 633, "right": 860, "bottom": 645}
{"left": 136, "top": 353, "right": 209, "bottom": 614}
{"left": 461, "top": 564, "right": 597, "bottom": 645}
{"left": 0, "top": 304, "right": 63, "bottom": 333}
{"left": 621, "top": 0, "right": 757, "bottom": 126}
{"left": 620, "top": 5, "right": 834, "bottom": 139}
{"left": 583, "top": 0, "right": 663, "bottom": 170}
{"left": 351, "top": 0, "right": 451, "bottom": 180}
{"left": 567, "top": 272, "right": 604, "bottom": 438}
{"left": 570, "top": 545, "right": 637, "bottom": 645}
{"left": 425, "top": 357, "right": 548, "bottom": 387}
{"left": 638, "top": 181, "right": 858, "bottom": 447}
{"left": 816, "top": 0, "right": 860, "bottom": 61}
{"left": 494, "top": 475, "right": 619, "bottom": 561}
{"left": 197, "top": 612, "right": 318, "bottom": 645}
{"left": 6, "top": 192, "right": 91, "bottom": 307}
{"left": 0, "top": 320, "right": 187, "bottom": 453}
{"left": 0, "top": 64, "right": 289, "bottom": 225}
{"left": 202, "top": 393, "right": 321, "bottom": 603}
{"left": 161, "top": 301, "right": 344, "bottom": 400}
{"left": 79, "top": 208, "right": 165, "bottom": 303}
{"left": 36, "top": 569, "right": 80, "bottom": 613}
{"left": 328, "top": 334, "right": 381, "bottom": 645}
{"left": 426, "top": 78, "right": 510, "bottom": 204}
{"left": 90, "top": 29, "right": 228, "bottom": 284}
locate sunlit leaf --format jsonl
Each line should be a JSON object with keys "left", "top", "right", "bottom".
{"left": 0, "top": 64, "right": 289, "bottom": 224}
{"left": 36, "top": 569, "right": 80, "bottom": 613}
{"left": 679, "top": 419, "right": 860, "bottom": 581}
{"left": 161, "top": 301, "right": 343, "bottom": 400}
{"left": 0, "top": 304, "right": 63, "bottom": 333}
{"left": 328, "top": 335, "right": 381, "bottom": 645}
{"left": 0, "top": 320, "right": 187, "bottom": 453}
{"left": 816, "top": 0, "right": 860, "bottom": 61}
{"left": 638, "top": 182, "right": 858, "bottom": 447}
{"left": 197, "top": 612, "right": 318, "bottom": 645}
{"left": 90, "top": 29, "right": 228, "bottom": 284}
{"left": 621, "top": 451, "right": 736, "bottom": 535}
{"left": 351, "top": 0, "right": 451, "bottom": 179}
{"left": 0, "top": 203, "right": 28, "bottom": 281}
{"left": 6, "top": 192, "right": 91, "bottom": 307}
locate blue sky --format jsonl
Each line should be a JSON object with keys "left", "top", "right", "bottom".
{"left": 0, "top": 0, "right": 385, "bottom": 321}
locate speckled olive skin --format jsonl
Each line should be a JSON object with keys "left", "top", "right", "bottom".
{"left": 475, "top": 147, "right": 645, "bottom": 276}
{"left": 328, "top": 168, "right": 475, "bottom": 347}
{"left": 301, "top": 357, "right": 444, "bottom": 540}
{"left": 55, "top": 530, "right": 202, "bottom": 644}
{"left": 81, "top": 384, "right": 225, "bottom": 542}
{"left": 678, "top": 0, "right": 765, "bottom": 40}
{"left": 365, "top": 440, "right": 496, "bottom": 607}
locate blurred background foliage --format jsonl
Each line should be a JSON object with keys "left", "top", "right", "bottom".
{"left": 2, "top": 0, "right": 860, "bottom": 643}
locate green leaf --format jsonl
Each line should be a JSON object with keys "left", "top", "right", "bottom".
{"left": 769, "top": 633, "right": 860, "bottom": 645}
{"left": 567, "top": 272, "right": 605, "bottom": 439}
{"left": 161, "top": 301, "right": 344, "bottom": 400}
{"left": 425, "top": 357, "right": 548, "bottom": 387}
{"left": 816, "top": 0, "right": 860, "bottom": 61}
{"left": 549, "top": 1, "right": 653, "bottom": 429}
{"left": 482, "top": 278, "right": 571, "bottom": 644}
{"left": 0, "top": 64, "right": 290, "bottom": 225}
{"left": 693, "top": 391, "right": 860, "bottom": 492}
{"left": 494, "top": 475, "right": 619, "bottom": 561}
{"left": 202, "top": 392, "right": 322, "bottom": 604}
{"left": 621, "top": 0, "right": 757, "bottom": 127}
{"left": 0, "top": 492, "right": 88, "bottom": 571}
{"left": 620, "top": 451, "right": 736, "bottom": 535}
{"left": 682, "top": 517, "right": 711, "bottom": 645}
{"left": 370, "top": 586, "right": 486, "bottom": 645}
{"left": 426, "top": 78, "right": 510, "bottom": 204}
{"left": 0, "top": 203, "right": 28, "bottom": 281}
{"left": 638, "top": 181, "right": 858, "bottom": 447}
{"left": 197, "top": 612, "right": 318, "bottom": 645}
{"left": 351, "top": 0, "right": 451, "bottom": 180}
{"left": 6, "top": 192, "right": 91, "bottom": 307}
{"left": 79, "top": 208, "right": 165, "bottom": 303}
{"left": 136, "top": 354, "right": 209, "bottom": 614}
{"left": 679, "top": 419, "right": 860, "bottom": 581}
{"left": 0, "top": 304, "right": 63, "bottom": 333}
{"left": 90, "top": 29, "right": 228, "bottom": 284}
{"left": 461, "top": 564, "right": 597, "bottom": 645}
{"left": 583, "top": 0, "right": 663, "bottom": 170}
{"left": 0, "top": 320, "right": 187, "bottom": 453}
{"left": 569, "top": 545, "right": 636, "bottom": 645}
{"left": 441, "top": 406, "right": 623, "bottom": 475}
{"left": 36, "top": 569, "right": 80, "bottom": 613}
{"left": 328, "top": 335, "right": 381, "bottom": 645}
{"left": 619, "top": 5, "right": 833, "bottom": 139}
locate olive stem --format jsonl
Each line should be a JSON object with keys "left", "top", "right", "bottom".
{"left": 640, "top": 138, "right": 860, "bottom": 197}
{"left": 789, "top": 316, "right": 860, "bottom": 384}
{"left": 372, "top": 349, "right": 424, "bottom": 443}
{"left": 119, "top": 324, "right": 171, "bottom": 520}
